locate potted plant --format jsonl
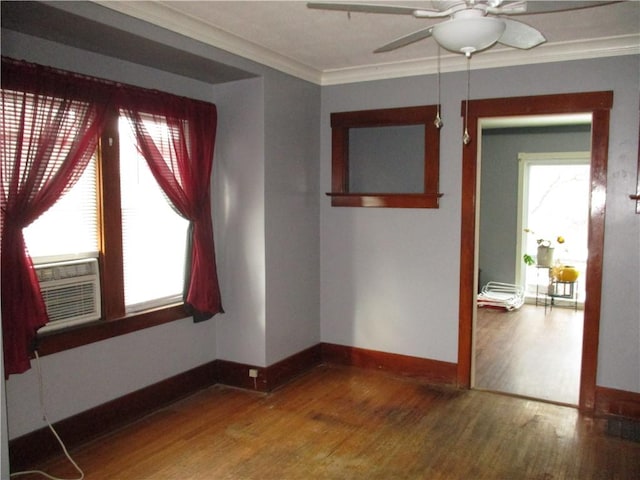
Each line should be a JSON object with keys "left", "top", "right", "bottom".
{"left": 523, "top": 229, "right": 565, "bottom": 267}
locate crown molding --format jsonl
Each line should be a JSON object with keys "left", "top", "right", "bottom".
{"left": 94, "top": 2, "right": 639, "bottom": 86}
{"left": 321, "top": 34, "right": 640, "bottom": 85}
{"left": 93, "top": 1, "right": 323, "bottom": 84}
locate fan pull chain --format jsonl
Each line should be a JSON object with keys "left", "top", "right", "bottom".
{"left": 463, "top": 55, "right": 471, "bottom": 145}
{"left": 434, "top": 46, "right": 443, "bottom": 129}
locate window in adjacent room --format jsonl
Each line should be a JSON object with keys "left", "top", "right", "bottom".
{"left": 518, "top": 152, "right": 590, "bottom": 304}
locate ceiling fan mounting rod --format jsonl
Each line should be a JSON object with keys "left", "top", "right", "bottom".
{"left": 452, "top": 8, "right": 490, "bottom": 19}
{"left": 418, "top": 1, "right": 506, "bottom": 20}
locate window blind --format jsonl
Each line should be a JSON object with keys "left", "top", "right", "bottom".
{"left": 10, "top": 89, "right": 100, "bottom": 263}
{"left": 118, "top": 116, "right": 189, "bottom": 312}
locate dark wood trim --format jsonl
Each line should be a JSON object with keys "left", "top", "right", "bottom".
{"left": 595, "top": 386, "right": 640, "bottom": 420}
{"left": 23, "top": 341, "right": 640, "bottom": 473}
{"left": 580, "top": 108, "right": 610, "bottom": 411}
{"left": 35, "top": 304, "right": 190, "bottom": 356}
{"left": 215, "top": 359, "right": 269, "bottom": 392}
{"left": 331, "top": 105, "right": 436, "bottom": 127}
{"left": 331, "top": 127, "right": 349, "bottom": 193}
{"left": 9, "top": 360, "right": 218, "bottom": 472}
{"left": 215, "top": 345, "right": 324, "bottom": 393}
{"left": 9, "top": 344, "right": 321, "bottom": 469}
{"left": 321, "top": 342, "right": 457, "bottom": 385}
{"left": 326, "top": 192, "right": 442, "bottom": 208}
{"left": 457, "top": 112, "right": 479, "bottom": 389}
{"left": 457, "top": 91, "right": 613, "bottom": 412}
{"left": 462, "top": 91, "right": 613, "bottom": 118}
{"left": 98, "top": 108, "right": 126, "bottom": 320}
{"left": 425, "top": 107, "right": 441, "bottom": 198}
{"left": 265, "top": 344, "right": 323, "bottom": 391}
{"left": 328, "top": 105, "right": 442, "bottom": 208}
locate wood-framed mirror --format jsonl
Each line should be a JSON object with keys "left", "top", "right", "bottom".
{"left": 328, "top": 105, "right": 442, "bottom": 208}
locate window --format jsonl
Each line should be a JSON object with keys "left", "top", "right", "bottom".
{"left": 8, "top": 87, "right": 100, "bottom": 263}
{"left": 23, "top": 155, "right": 99, "bottom": 262}
{"left": 518, "top": 152, "right": 590, "bottom": 303}
{"left": 119, "top": 116, "right": 189, "bottom": 313}
{"left": 2, "top": 58, "right": 222, "bottom": 374}
{"left": 22, "top": 111, "right": 190, "bottom": 323}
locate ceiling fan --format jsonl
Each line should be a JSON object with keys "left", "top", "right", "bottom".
{"left": 307, "top": 1, "right": 613, "bottom": 57}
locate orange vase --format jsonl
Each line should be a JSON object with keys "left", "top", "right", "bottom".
{"left": 555, "top": 265, "right": 579, "bottom": 282}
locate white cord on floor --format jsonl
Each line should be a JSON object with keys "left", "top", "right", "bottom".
{"left": 10, "top": 351, "right": 84, "bottom": 480}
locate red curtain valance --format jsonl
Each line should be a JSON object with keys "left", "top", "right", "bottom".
{"left": 2, "top": 56, "right": 218, "bottom": 113}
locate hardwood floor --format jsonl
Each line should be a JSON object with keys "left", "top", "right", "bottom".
{"left": 14, "top": 365, "right": 639, "bottom": 479}
{"left": 474, "top": 304, "right": 583, "bottom": 405}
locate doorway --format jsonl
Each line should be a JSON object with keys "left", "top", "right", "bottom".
{"left": 474, "top": 133, "right": 591, "bottom": 405}
{"left": 457, "top": 91, "right": 613, "bottom": 412}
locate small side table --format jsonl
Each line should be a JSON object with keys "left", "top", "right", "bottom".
{"left": 548, "top": 279, "right": 578, "bottom": 311}
{"left": 535, "top": 266, "right": 551, "bottom": 308}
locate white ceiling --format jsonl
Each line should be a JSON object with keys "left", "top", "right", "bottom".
{"left": 95, "top": 0, "right": 640, "bottom": 85}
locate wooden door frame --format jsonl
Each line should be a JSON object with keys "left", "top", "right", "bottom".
{"left": 457, "top": 91, "right": 613, "bottom": 412}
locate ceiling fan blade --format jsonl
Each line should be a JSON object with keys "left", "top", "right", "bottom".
{"left": 509, "top": 1, "right": 617, "bottom": 15}
{"left": 374, "top": 26, "right": 434, "bottom": 53}
{"left": 306, "top": 2, "right": 448, "bottom": 18}
{"left": 486, "top": 1, "right": 527, "bottom": 15}
{"left": 497, "top": 18, "right": 546, "bottom": 49}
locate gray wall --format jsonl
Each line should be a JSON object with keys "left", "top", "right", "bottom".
{"left": 2, "top": 30, "right": 219, "bottom": 439}
{"left": 1, "top": 1, "right": 638, "bottom": 451}
{"left": 264, "top": 72, "right": 321, "bottom": 365}
{"left": 210, "top": 76, "right": 268, "bottom": 367}
{"left": 320, "top": 73, "right": 464, "bottom": 362}
{"left": 479, "top": 125, "right": 592, "bottom": 287}
{"left": 2, "top": 6, "right": 321, "bottom": 440}
{"left": 320, "top": 55, "right": 640, "bottom": 394}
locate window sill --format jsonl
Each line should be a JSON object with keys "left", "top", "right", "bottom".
{"left": 34, "top": 304, "right": 190, "bottom": 357}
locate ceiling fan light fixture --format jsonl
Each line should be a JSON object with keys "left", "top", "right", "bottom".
{"left": 432, "top": 17, "right": 506, "bottom": 57}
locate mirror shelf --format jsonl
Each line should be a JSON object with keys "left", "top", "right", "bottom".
{"left": 326, "top": 192, "right": 443, "bottom": 208}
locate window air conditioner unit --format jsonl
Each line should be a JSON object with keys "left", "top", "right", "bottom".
{"left": 35, "top": 258, "right": 101, "bottom": 333}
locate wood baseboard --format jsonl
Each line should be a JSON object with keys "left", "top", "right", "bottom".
{"left": 595, "top": 386, "right": 640, "bottom": 420}
{"left": 266, "top": 344, "right": 323, "bottom": 390}
{"left": 17, "top": 341, "right": 639, "bottom": 474}
{"left": 9, "top": 345, "right": 324, "bottom": 471}
{"left": 216, "top": 358, "right": 268, "bottom": 392}
{"left": 24, "top": 340, "right": 612, "bottom": 472}
{"left": 9, "top": 360, "right": 218, "bottom": 472}
{"left": 321, "top": 342, "right": 458, "bottom": 385}
{"left": 216, "top": 344, "right": 323, "bottom": 392}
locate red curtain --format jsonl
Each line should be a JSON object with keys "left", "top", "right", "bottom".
{"left": 119, "top": 91, "right": 223, "bottom": 321}
{"left": 1, "top": 59, "right": 110, "bottom": 376}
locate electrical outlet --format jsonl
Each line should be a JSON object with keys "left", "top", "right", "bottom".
{"left": 249, "top": 368, "right": 259, "bottom": 378}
